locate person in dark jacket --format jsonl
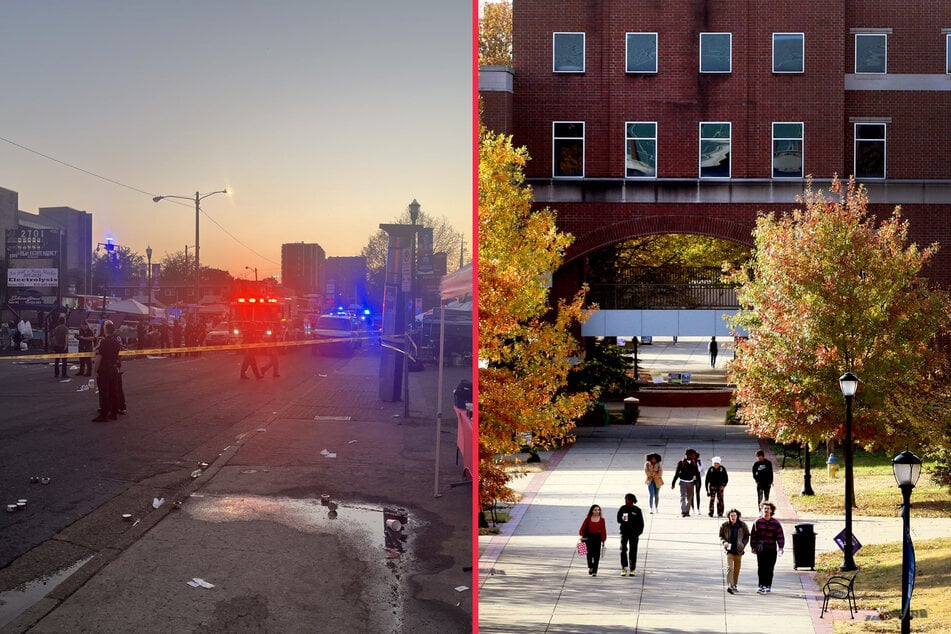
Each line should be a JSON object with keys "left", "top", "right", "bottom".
{"left": 719, "top": 508, "right": 751, "bottom": 594}
{"left": 752, "top": 449, "right": 774, "bottom": 504}
{"left": 671, "top": 448, "right": 701, "bottom": 517}
{"left": 616, "top": 493, "right": 645, "bottom": 576}
{"left": 705, "top": 456, "right": 729, "bottom": 517}
{"left": 578, "top": 504, "right": 607, "bottom": 576}
{"left": 92, "top": 320, "right": 121, "bottom": 422}
{"left": 51, "top": 315, "right": 70, "bottom": 377}
{"left": 77, "top": 321, "right": 95, "bottom": 376}
{"left": 750, "top": 501, "right": 785, "bottom": 594}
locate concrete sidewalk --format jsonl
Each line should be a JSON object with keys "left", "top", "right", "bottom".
{"left": 478, "top": 407, "right": 838, "bottom": 634}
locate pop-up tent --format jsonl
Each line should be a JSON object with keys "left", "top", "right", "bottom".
{"left": 434, "top": 263, "right": 473, "bottom": 494}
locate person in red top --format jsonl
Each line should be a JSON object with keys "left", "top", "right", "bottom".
{"left": 750, "top": 501, "right": 786, "bottom": 594}
{"left": 579, "top": 504, "right": 608, "bottom": 576}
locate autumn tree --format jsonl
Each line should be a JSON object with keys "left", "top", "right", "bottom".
{"left": 479, "top": 0, "right": 513, "bottom": 66}
{"left": 727, "top": 177, "right": 951, "bottom": 452}
{"left": 478, "top": 125, "right": 591, "bottom": 509}
{"left": 91, "top": 245, "right": 142, "bottom": 291}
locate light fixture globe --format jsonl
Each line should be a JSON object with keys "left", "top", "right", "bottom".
{"left": 839, "top": 372, "right": 859, "bottom": 397}
{"left": 892, "top": 450, "right": 923, "bottom": 488}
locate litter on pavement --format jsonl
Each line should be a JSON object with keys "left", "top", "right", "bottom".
{"left": 152, "top": 497, "right": 164, "bottom": 509}
{"left": 319, "top": 449, "right": 337, "bottom": 458}
{"left": 187, "top": 578, "right": 215, "bottom": 589}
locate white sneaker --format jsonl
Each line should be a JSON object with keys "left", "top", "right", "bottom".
{"left": 757, "top": 586, "right": 766, "bottom": 594}
{"left": 621, "top": 568, "right": 628, "bottom": 576}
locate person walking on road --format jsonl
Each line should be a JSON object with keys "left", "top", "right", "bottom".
{"left": 708, "top": 335, "right": 719, "bottom": 367}
{"left": 752, "top": 449, "right": 774, "bottom": 505}
{"left": 579, "top": 504, "right": 607, "bottom": 576}
{"left": 51, "top": 315, "right": 70, "bottom": 378}
{"left": 719, "top": 509, "right": 750, "bottom": 594}
{"left": 672, "top": 448, "right": 701, "bottom": 517}
{"left": 705, "top": 457, "right": 729, "bottom": 517}
{"left": 616, "top": 494, "right": 644, "bottom": 577}
{"left": 750, "top": 501, "right": 785, "bottom": 594}
{"left": 644, "top": 453, "right": 663, "bottom": 513}
{"left": 239, "top": 325, "right": 262, "bottom": 380}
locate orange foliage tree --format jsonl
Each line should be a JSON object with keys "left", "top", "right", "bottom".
{"left": 727, "top": 177, "right": 951, "bottom": 451}
{"left": 478, "top": 1, "right": 512, "bottom": 67}
{"left": 478, "top": 126, "right": 591, "bottom": 509}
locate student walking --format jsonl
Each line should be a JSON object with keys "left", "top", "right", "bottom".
{"left": 578, "top": 504, "right": 607, "bottom": 576}
{"left": 644, "top": 453, "right": 663, "bottom": 513}
{"left": 671, "top": 448, "right": 701, "bottom": 517}
{"left": 616, "top": 494, "right": 644, "bottom": 576}
{"left": 708, "top": 336, "right": 719, "bottom": 367}
{"left": 750, "top": 501, "right": 785, "bottom": 594}
{"left": 719, "top": 509, "right": 750, "bottom": 594}
{"left": 752, "top": 450, "right": 774, "bottom": 504}
{"left": 705, "top": 457, "right": 729, "bottom": 517}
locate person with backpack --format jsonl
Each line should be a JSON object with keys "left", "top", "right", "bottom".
{"left": 671, "top": 448, "right": 702, "bottom": 517}
{"left": 616, "top": 493, "right": 645, "bottom": 576}
{"left": 752, "top": 449, "right": 774, "bottom": 504}
{"left": 705, "top": 456, "right": 729, "bottom": 517}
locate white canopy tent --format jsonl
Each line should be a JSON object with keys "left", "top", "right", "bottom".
{"left": 434, "top": 263, "right": 473, "bottom": 495}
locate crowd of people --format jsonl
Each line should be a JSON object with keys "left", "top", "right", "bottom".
{"left": 578, "top": 449, "right": 786, "bottom": 594}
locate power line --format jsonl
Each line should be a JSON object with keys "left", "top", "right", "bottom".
{"left": 0, "top": 134, "right": 280, "bottom": 266}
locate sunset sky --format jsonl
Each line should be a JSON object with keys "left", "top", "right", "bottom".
{"left": 0, "top": 1, "right": 473, "bottom": 279}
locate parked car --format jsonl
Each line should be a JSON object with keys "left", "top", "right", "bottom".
{"left": 311, "top": 314, "right": 359, "bottom": 356}
{"left": 203, "top": 322, "right": 236, "bottom": 347}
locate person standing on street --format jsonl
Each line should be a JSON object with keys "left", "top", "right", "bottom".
{"left": 51, "top": 315, "right": 70, "bottom": 378}
{"left": 671, "top": 448, "right": 701, "bottom": 517}
{"left": 750, "top": 501, "right": 785, "bottom": 594}
{"left": 77, "top": 321, "right": 95, "bottom": 376}
{"left": 719, "top": 509, "right": 750, "bottom": 594}
{"left": 172, "top": 318, "right": 182, "bottom": 357}
{"left": 705, "top": 457, "right": 729, "bottom": 517}
{"left": 752, "top": 449, "right": 774, "bottom": 505}
{"left": 240, "top": 325, "right": 262, "bottom": 380}
{"left": 616, "top": 494, "right": 644, "bottom": 577}
{"left": 92, "top": 320, "right": 121, "bottom": 422}
{"left": 644, "top": 453, "right": 663, "bottom": 513}
{"left": 578, "top": 504, "right": 607, "bottom": 576}
{"left": 709, "top": 335, "right": 719, "bottom": 367}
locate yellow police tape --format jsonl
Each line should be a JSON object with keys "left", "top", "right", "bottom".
{"left": 0, "top": 335, "right": 379, "bottom": 362}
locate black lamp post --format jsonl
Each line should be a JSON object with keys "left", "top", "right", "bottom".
{"left": 839, "top": 371, "right": 859, "bottom": 571}
{"left": 801, "top": 441, "right": 815, "bottom": 495}
{"left": 245, "top": 266, "right": 258, "bottom": 282}
{"left": 146, "top": 245, "right": 153, "bottom": 324}
{"left": 892, "top": 449, "right": 922, "bottom": 634}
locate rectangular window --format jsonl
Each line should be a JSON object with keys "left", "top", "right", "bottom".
{"left": 625, "top": 122, "right": 657, "bottom": 178}
{"left": 626, "top": 33, "right": 658, "bottom": 73}
{"left": 855, "top": 123, "right": 886, "bottom": 179}
{"left": 947, "top": 34, "right": 951, "bottom": 74}
{"left": 855, "top": 33, "right": 887, "bottom": 74}
{"left": 553, "top": 32, "right": 585, "bottom": 72}
{"left": 772, "top": 122, "right": 803, "bottom": 178}
{"left": 700, "top": 33, "right": 732, "bottom": 73}
{"left": 773, "top": 33, "right": 804, "bottom": 73}
{"left": 553, "top": 122, "right": 584, "bottom": 178}
{"left": 699, "top": 122, "right": 731, "bottom": 178}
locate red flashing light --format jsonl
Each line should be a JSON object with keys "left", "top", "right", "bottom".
{"left": 237, "top": 298, "right": 246, "bottom": 303}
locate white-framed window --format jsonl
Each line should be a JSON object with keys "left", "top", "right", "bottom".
{"left": 553, "top": 32, "right": 585, "bottom": 72}
{"left": 854, "top": 122, "right": 886, "bottom": 179}
{"left": 626, "top": 33, "right": 658, "bottom": 73}
{"left": 946, "top": 34, "right": 951, "bottom": 74}
{"left": 700, "top": 33, "right": 732, "bottom": 73}
{"left": 625, "top": 122, "right": 657, "bottom": 178}
{"left": 855, "top": 33, "right": 887, "bottom": 74}
{"left": 772, "top": 122, "right": 803, "bottom": 179}
{"left": 553, "top": 121, "right": 584, "bottom": 178}
{"left": 699, "top": 122, "right": 731, "bottom": 178}
{"left": 773, "top": 33, "right": 804, "bottom": 73}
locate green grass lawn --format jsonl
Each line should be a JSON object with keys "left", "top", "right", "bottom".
{"left": 775, "top": 444, "right": 951, "bottom": 631}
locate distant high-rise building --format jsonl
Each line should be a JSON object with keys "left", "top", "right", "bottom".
{"left": 281, "top": 242, "right": 326, "bottom": 296}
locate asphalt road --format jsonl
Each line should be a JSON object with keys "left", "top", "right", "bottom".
{"left": 0, "top": 343, "right": 472, "bottom": 632}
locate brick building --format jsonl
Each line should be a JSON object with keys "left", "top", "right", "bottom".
{"left": 480, "top": 1, "right": 951, "bottom": 304}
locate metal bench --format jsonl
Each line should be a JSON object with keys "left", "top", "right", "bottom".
{"left": 821, "top": 574, "right": 857, "bottom": 618}
{"left": 780, "top": 442, "right": 803, "bottom": 468}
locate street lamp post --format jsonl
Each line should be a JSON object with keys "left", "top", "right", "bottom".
{"left": 403, "top": 199, "right": 421, "bottom": 419}
{"left": 892, "top": 449, "right": 922, "bottom": 634}
{"left": 245, "top": 266, "right": 258, "bottom": 282}
{"left": 801, "top": 441, "right": 815, "bottom": 495}
{"left": 839, "top": 371, "right": 859, "bottom": 572}
{"left": 146, "top": 245, "right": 153, "bottom": 325}
{"left": 95, "top": 239, "right": 120, "bottom": 319}
{"left": 153, "top": 189, "right": 228, "bottom": 307}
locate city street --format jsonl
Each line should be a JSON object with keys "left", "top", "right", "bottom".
{"left": 0, "top": 343, "right": 472, "bottom": 632}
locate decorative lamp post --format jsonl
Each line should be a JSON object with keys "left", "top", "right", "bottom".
{"left": 839, "top": 371, "right": 859, "bottom": 571}
{"left": 801, "top": 441, "right": 815, "bottom": 495}
{"left": 153, "top": 189, "right": 228, "bottom": 307}
{"left": 402, "top": 199, "right": 421, "bottom": 418}
{"left": 892, "top": 449, "right": 922, "bottom": 634}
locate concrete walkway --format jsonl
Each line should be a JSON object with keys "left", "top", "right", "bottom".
{"left": 478, "top": 406, "right": 835, "bottom": 633}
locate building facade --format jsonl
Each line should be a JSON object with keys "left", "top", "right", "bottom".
{"left": 481, "top": 1, "right": 951, "bottom": 300}
{"left": 281, "top": 242, "right": 326, "bottom": 297}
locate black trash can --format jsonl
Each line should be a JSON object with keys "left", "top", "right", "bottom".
{"left": 792, "top": 523, "right": 816, "bottom": 570}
